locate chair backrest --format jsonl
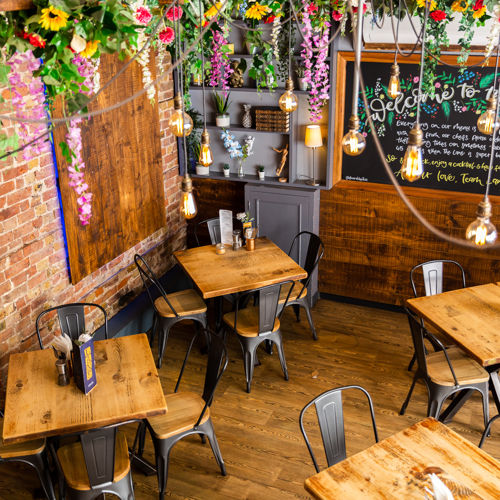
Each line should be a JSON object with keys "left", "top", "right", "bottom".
{"left": 410, "top": 260, "right": 466, "bottom": 298}
{"left": 36, "top": 303, "right": 108, "bottom": 349}
{"left": 288, "top": 231, "right": 324, "bottom": 297}
{"left": 300, "top": 385, "right": 378, "bottom": 473}
{"left": 194, "top": 217, "right": 240, "bottom": 246}
{"left": 134, "top": 254, "right": 178, "bottom": 317}
{"left": 174, "top": 330, "right": 228, "bottom": 427}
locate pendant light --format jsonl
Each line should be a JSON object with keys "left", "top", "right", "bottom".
{"left": 279, "top": 4, "right": 298, "bottom": 113}
{"left": 168, "top": 5, "right": 193, "bottom": 138}
{"left": 401, "top": 0, "right": 429, "bottom": 182}
{"left": 387, "top": 0, "right": 402, "bottom": 99}
{"left": 198, "top": 0, "right": 213, "bottom": 167}
{"left": 466, "top": 35, "right": 500, "bottom": 246}
{"left": 477, "top": 41, "right": 500, "bottom": 135}
{"left": 176, "top": 0, "right": 197, "bottom": 219}
{"left": 342, "top": 0, "right": 366, "bottom": 156}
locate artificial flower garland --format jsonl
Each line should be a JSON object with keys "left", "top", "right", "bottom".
{"left": 209, "top": 23, "right": 234, "bottom": 93}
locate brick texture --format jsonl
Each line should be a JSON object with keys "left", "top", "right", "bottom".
{"left": 0, "top": 54, "right": 185, "bottom": 394}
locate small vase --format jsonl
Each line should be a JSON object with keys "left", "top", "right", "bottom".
{"left": 298, "top": 78, "right": 308, "bottom": 91}
{"left": 242, "top": 104, "right": 252, "bottom": 128}
{"left": 216, "top": 113, "right": 230, "bottom": 128}
{"left": 258, "top": 171, "right": 265, "bottom": 180}
{"left": 238, "top": 160, "right": 245, "bottom": 178}
{"left": 223, "top": 168, "right": 230, "bottom": 177}
{"left": 196, "top": 165, "right": 210, "bottom": 175}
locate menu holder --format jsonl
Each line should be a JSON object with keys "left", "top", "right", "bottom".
{"left": 71, "top": 336, "right": 97, "bottom": 394}
{"left": 219, "top": 209, "right": 233, "bottom": 246}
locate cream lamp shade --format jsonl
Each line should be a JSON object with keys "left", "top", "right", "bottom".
{"left": 305, "top": 125, "right": 322, "bottom": 148}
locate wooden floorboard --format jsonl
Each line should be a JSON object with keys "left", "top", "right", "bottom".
{"left": 1, "top": 298, "right": 499, "bottom": 499}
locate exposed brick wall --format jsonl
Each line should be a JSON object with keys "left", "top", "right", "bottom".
{"left": 0, "top": 53, "right": 184, "bottom": 390}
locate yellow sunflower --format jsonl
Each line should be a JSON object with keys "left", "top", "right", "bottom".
{"left": 473, "top": 5, "right": 486, "bottom": 17}
{"left": 451, "top": 0, "right": 468, "bottom": 11}
{"left": 205, "top": 2, "right": 222, "bottom": 19}
{"left": 80, "top": 40, "right": 100, "bottom": 58}
{"left": 416, "top": 0, "right": 437, "bottom": 9}
{"left": 245, "top": 2, "right": 271, "bottom": 20}
{"left": 39, "top": 5, "right": 69, "bottom": 31}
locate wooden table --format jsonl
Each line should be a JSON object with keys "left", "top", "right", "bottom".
{"left": 3, "top": 334, "right": 166, "bottom": 444}
{"left": 407, "top": 282, "right": 500, "bottom": 417}
{"left": 305, "top": 418, "right": 500, "bottom": 499}
{"left": 174, "top": 237, "right": 307, "bottom": 299}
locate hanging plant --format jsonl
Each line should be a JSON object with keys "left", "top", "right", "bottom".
{"left": 209, "top": 22, "right": 234, "bottom": 93}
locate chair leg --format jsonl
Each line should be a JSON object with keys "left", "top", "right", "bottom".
{"left": 157, "top": 322, "right": 171, "bottom": 369}
{"left": 480, "top": 385, "right": 490, "bottom": 433}
{"left": 427, "top": 396, "right": 445, "bottom": 419}
{"left": 273, "top": 332, "right": 289, "bottom": 381}
{"left": 302, "top": 301, "right": 317, "bottom": 341}
{"left": 28, "top": 452, "right": 56, "bottom": 500}
{"left": 400, "top": 375, "right": 418, "bottom": 415}
{"left": 479, "top": 414, "right": 500, "bottom": 448}
{"left": 202, "top": 420, "right": 227, "bottom": 476}
{"left": 407, "top": 352, "right": 416, "bottom": 371}
{"left": 240, "top": 339, "right": 259, "bottom": 393}
{"left": 150, "top": 313, "right": 159, "bottom": 347}
{"left": 154, "top": 439, "right": 173, "bottom": 500}
{"left": 292, "top": 304, "right": 301, "bottom": 322}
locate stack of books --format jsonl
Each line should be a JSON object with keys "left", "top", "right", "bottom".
{"left": 255, "top": 106, "right": 290, "bottom": 133}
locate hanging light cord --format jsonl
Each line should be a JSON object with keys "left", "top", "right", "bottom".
{"left": 199, "top": 0, "right": 207, "bottom": 130}
{"left": 351, "top": 0, "right": 364, "bottom": 118}
{"left": 394, "top": 0, "right": 401, "bottom": 65}
{"left": 415, "top": 0, "right": 429, "bottom": 127}
{"left": 288, "top": 0, "right": 292, "bottom": 79}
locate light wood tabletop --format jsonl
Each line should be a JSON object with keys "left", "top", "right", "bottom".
{"left": 406, "top": 282, "right": 500, "bottom": 367}
{"left": 305, "top": 418, "right": 500, "bottom": 500}
{"left": 174, "top": 237, "right": 307, "bottom": 299}
{"left": 3, "top": 334, "right": 167, "bottom": 444}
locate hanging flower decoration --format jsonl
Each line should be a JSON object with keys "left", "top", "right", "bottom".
{"left": 159, "top": 27, "right": 175, "bottom": 45}
{"left": 220, "top": 129, "right": 243, "bottom": 159}
{"left": 166, "top": 6, "right": 183, "bottom": 22}
{"left": 21, "top": 32, "right": 46, "bottom": 49}
{"left": 209, "top": 23, "right": 234, "bottom": 94}
{"left": 39, "top": 5, "right": 69, "bottom": 31}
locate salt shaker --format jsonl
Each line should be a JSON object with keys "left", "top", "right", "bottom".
{"left": 56, "top": 359, "right": 70, "bottom": 386}
{"left": 232, "top": 230, "right": 242, "bottom": 250}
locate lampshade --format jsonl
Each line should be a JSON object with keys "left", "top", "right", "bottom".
{"left": 305, "top": 125, "right": 322, "bottom": 148}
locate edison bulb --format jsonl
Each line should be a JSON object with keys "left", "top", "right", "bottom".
{"left": 168, "top": 108, "right": 193, "bottom": 137}
{"left": 465, "top": 199, "right": 497, "bottom": 246}
{"left": 401, "top": 144, "right": 423, "bottom": 182}
{"left": 279, "top": 78, "right": 299, "bottom": 113}
{"left": 199, "top": 129, "right": 213, "bottom": 167}
{"left": 388, "top": 63, "right": 401, "bottom": 99}
{"left": 477, "top": 96, "right": 498, "bottom": 135}
{"left": 180, "top": 190, "right": 197, "bottom": 219}
{"left": 342, "top": 129, "right": 366, "bottom": 156}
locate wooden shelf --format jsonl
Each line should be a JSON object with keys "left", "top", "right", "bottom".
{"left": 205, "top": 124, "right": 289, "bottom": 135}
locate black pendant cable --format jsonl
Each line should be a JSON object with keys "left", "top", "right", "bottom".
{"left": 279, "top": 2, "right": 298, "bottom": 113}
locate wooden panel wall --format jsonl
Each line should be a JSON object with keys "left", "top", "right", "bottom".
{"left": 53, "top": 53, "right": 165, "bottom": 283}
{"left": 319, "top": 182, "right": 500, "bottom": 305}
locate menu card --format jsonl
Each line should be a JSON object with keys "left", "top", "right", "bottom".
{"left": 219, "top": 209, "right": 233, "bottom": 246}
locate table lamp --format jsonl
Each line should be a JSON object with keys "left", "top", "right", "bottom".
{"left": 305, "top": 125, "right": 322, "bottom": 186}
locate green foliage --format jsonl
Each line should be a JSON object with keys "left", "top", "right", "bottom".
{"left": 213, "top": 91, "right": 231, "bottom": 113}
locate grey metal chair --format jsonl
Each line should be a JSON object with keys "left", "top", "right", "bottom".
{"left": 36, "top": 303, "right": 108, "bottom": 349}
{"left": 299, "top": 385, "right": 379, "bottom": 473}
{"left": 278, "top": 231, "right": 324, "bottom": 340}
{"left": 53, "top": 420, "right": 137, "bottom": 500}
{"left": 134, "top": 253, "right": 208, "bottom": 368}
{"left": 400, "top": 308, "right": 490, "bottom": 427}
{"left": 407, "top": 260, "right": 467, "bottom": 370}
{"left": 223, "top": 281, "right": 294, "bottom": 393}
{"left": 479, "top": 414, "right": 500, "bottom": 448}
{"left": 143, "top": 329, "right": 228, "bottom": 500}
{"left": 0, "top": 410, "right": 56, "bottom": 499}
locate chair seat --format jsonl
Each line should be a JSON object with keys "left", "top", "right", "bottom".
{"left": 427, "top": 347, "right": 489, "bottom": 386}
{"left": 57, "top": 431, "right": 130, "bottom": 491}
{"left": 278, "top": 282, "right": 306, "bottom": 304}
{"left": 0, "top": 418, "right": 45, "bottom": 459}
{"left": 223, "top": 306, "right": 280, "bottom": 337}
{"left": 148, "top": 392, "right": 210, "bottom": 439}
{"left": 155, "top": 289, "right": 207, "bottom": 318}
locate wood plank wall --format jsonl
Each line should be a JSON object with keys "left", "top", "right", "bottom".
{"left": 190, "top": 179, "right": 500, "bottom": 306}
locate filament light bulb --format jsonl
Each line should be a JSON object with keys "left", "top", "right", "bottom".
{"left": 199, "top": 129, "right": 213, "bottom": 167}
{"left": 168, "top": 94, "right": 193, "bottom": 137}
{"left": 401, "top": 124, "right": 424, "bottom": 182}
{"left": 388, "top": 63, "right": 401, "bottom": 99}
{"left": 279, "top": 78, "right": 298, "bottom": 113}
{"left": 179, "top": 176, "right": 197, "bottom": 219}
{"left": 465, "top": 199, "right": 497, "bottom": 246}
{"left": 477, "top": 95, "right": 498, "bottom": 135}
{"left": 341, "top": 115, "right": 366, "bottom": 156}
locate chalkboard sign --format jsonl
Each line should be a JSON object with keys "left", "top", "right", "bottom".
{"left": 338, "top": 52, "right": 500, "bottom": 196}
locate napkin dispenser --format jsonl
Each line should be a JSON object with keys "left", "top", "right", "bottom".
{"left": 72, "top": 336, "right": 97, "bottom": 394}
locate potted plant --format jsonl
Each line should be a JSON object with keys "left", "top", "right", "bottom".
{"left": 296, "top": 66, "right": 308, "bottom": 91}
{"left": 213, "top": 92, "right": 231, "bottom": 128}
{"left": 257, "top": 165, "right": 265, "bottom": 180}
{"left": 194, "top": 144, "right": 210, "bottom": 175}
{"left": 223, "top": 163, "right": 230, "bottom": 177}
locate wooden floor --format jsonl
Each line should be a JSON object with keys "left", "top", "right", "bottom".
{"left": 1, "top": 298, "right": 499, "bottom": 499}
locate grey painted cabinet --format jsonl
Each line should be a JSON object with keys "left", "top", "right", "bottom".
{"left": 245, "top": 184, "right": 320, "bottom": 305}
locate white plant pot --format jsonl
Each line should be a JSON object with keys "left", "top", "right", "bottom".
{"left": 258, "top": 171, "right": 265, "bottom": 180}
{"left": 297, "top": 78, "right": 308, "bottom": 91}
{"left": 223, "top": 169, "right": 230, "bottom": 177}
{"left": 195, "top": 165, "right": 210, "bottom": 175}
{"left": 216, "top": 114, "right": 230, "bottom": 128}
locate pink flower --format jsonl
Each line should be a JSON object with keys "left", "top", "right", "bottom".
{"left": 435, "top": 82, "right": 441, "bottom": 88}
{"left": 332, "top": 10, "right": 343, "bottom": 20}
{"left": 135, "top": 6, "right": 152, "bottom": 25}
{"left": 413, "top": 76, "right": 419, "bottom": 83}
{"left": 430, "top": 9, "right": 446, "bottom": 21}
{"left": 307, "top": 3, "right": 318, "bottom": 14}
{"left": 159, "top": 27, "right": 175, "bottom": 44}
{"left": 166, "top": 6, "right": 183, "bottom": 21}
{"left": 462, "top": 106, "right": 467, "bottom": 111}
